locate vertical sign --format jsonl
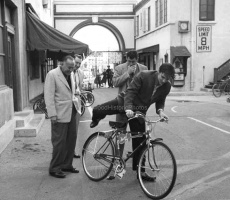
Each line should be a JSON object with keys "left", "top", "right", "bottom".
{"left": 196, "top": 25, "right": 212, "bottom": 52}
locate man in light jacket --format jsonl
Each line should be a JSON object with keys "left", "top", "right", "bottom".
{"left": 112, "top": 51, "right": 148, "bottom": 157}
{"left": 44, "top": 55, "right": 80, "bottom": 178}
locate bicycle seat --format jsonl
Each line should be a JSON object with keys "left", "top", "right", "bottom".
{"left": 109, "top": 121, "right": 127, "bottom": 129}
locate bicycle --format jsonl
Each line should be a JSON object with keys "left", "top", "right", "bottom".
{"left": 33, "top": 94, "right": 49, "bottom": 119}
{"left": 80, "top": 90, "right": 95, "bottom": 107}
{"left": 33, "top": 93, "right": 86, "bottom": 117}
{"left": 82, "top": 112, "right": 177, "bottom": 199}
{"left": 212, "top": 78, "right": 230, "bottom": 97}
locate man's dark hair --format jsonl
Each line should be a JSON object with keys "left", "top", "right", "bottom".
{"left": 74, "top": 54, "right": 82, "bottom": 60}
{"left": 62, "top": 55, "right": 74, "bottom": 62}
{"left": 159, "top": 63, "right": 175, "bottom": 78}
{"left": 126, "top": 50, "right": 138, "bottom": 59}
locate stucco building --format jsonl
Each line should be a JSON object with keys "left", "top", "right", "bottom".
{"left": 135, "top": 0, "right": 230, "bottom": 91}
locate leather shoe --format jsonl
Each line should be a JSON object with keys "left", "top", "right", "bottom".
{"left": 90, "top": 119, "right": 100, "bottom": 128}
{"left": 74, "top": 154, "right": 81, "bottom": 158}
{"left": 62, "top": 168, "right": 79, "bottom": 173}
{"left": 137, "top": 172, "right": 156, "bottom": 182}
{"left": 49, "top": 171, "right": 66, "bottom": 178}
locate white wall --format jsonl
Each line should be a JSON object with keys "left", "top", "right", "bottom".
{"left": 55, "top": 19, "right": 86, "bottom": 36}
{"left": 104, "top": 19, "right": 135, "bottom": 49}
{"left": 26, "top": 0, "right": 54, "bottom": 26}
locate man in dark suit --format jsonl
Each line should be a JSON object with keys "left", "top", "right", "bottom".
{"left": 90, "top": 63, "right": 175, "bottom": 181}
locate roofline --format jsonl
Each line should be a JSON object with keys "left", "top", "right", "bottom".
{"left": 134, "top": 0, "right": 151, "bottom": 12}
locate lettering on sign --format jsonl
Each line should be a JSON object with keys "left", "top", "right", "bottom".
{"left": 196, "top": 25, "right": 212, "bottom": 52}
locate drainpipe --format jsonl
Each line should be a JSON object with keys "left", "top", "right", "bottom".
{"left": 189, "top": 0, "right": 194, "bottom": 91}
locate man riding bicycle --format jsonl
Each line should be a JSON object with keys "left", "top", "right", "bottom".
{"left": 90, "top": 63, "right": 175, "bottom": 181}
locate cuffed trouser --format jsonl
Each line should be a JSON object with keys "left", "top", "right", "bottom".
{"left": 49, "top": 107, "right": 77, "bottom": 173}
{"left": 92, "top": 98, "right": 124, "bottom": 122}
{"left": 129, "top": 118, "right": 146, "bottom": 171}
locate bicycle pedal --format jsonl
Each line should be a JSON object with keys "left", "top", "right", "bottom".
{"left": 106, "top": 175, "right": 115, "bottom": 180}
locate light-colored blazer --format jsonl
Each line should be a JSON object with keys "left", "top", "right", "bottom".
{"left": 76, "top": 68, "right": 84, "bottom": 91}
{"left": 113, "top": 62, "right": 148, "bottom": 94}
{"left": 44, "top": 66, "right": 81, "bottom": 123}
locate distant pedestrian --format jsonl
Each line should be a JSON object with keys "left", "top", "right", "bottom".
{"left": 101, "top": 69, "right": 107, "bottom": 87}
{"left": 94, "top": 70, "right": 102, "bottom": 88}
{"left": 106, "top": 65, "right": 112, "bottom": 87}
{"left": 44, "top": 55, "right": 79, "bottom": 179}
{"left": 108, "top": 68, "right": 114, "bottom": 88}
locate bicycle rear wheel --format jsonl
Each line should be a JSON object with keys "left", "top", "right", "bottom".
{"left": 82, "top": 132, "right": 115, "bottom": 181}
{"left": 83, "top": 91, "right": 95, "bottom": 107}
{"left": 137, "top": 141, "right": 177, "bottom": 200}
{"left": 212, "top": 83, "right": 222, "bottom": 97}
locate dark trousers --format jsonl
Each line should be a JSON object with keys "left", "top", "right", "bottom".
{"left": 92, "top": 98, "right": 123, "bottom": 122}
{"left": 92, "top": 99, "right": 146, "bottom": 171}
{"left": 49, "top": 107, "right": 77, "bottom": 172}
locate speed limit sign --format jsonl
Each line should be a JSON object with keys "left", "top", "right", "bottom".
{"left": 196, "top": 25, "right": 212, "bottom": 52}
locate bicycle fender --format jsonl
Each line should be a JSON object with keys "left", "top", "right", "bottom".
{"left": 150, "top": 138, "right": 163, "bottom": 143}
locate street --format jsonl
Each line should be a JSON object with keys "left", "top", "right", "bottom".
{"left": 0, "top": 88, "right": 230, "bottom": 200}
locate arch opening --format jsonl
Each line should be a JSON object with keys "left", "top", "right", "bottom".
{"left": 70, "top": 19, "right": 126, "bottom": 52}
{"left": 73, "top": 25, "right": 119, "bottom": 51}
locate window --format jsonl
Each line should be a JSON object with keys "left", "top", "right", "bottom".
{"left": 164, "top": 0, "right": 167, "bottom": 23}
{"left": 148, "top": 6, "right": 151, "bottom": 31}
{"left": 136, "top": 15, "right": 139, "bottom": 37}
{"left": 200, "top": 0, "right": 215, "bottom": 21}
{"left": 155, "top": 1, "right": 159, "bottom": 27}
{"left": 155, "top": 0, "right": 167, "bottom": 27}
{"left": 29, "top": 51, "right": 40, "bottom": 80}
{"left": 159, "top": 0, "right": 163, "bottom": 25}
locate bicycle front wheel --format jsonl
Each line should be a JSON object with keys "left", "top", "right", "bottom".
{"left": 82, "top": 132, "right": 115, "bottom": 181}
{"left": 137, "top": 141, "right": 177, "bottom": 200}
{"left": 212, "top": 83, "right": 222, "bottom": 97}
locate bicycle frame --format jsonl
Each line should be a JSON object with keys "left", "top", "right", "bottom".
{"left": 92, "top": 115, "right": 165, "bottom": 170}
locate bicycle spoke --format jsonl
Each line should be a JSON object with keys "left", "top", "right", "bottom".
{"left": 82, "top": 132, "right": 115, "bottom": 181}
{"left": 138, "top": 142, "right": 177, "bottom": 199}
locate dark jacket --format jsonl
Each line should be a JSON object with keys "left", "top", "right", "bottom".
{"left": 117, "top": 70, "right": 171, "bottom": 114}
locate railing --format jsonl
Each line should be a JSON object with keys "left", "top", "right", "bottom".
{"left": 214, "top": 59, "right": 230, "bottom": 83}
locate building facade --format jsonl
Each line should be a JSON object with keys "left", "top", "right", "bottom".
{"left": 135, "top": 0, "right": 230, "bottom": 91}
{"left": 0, "top": 0, "right": 54, "bottom": 154}
{"left": 53, "top": 0, "right": 137, "bottom": 53}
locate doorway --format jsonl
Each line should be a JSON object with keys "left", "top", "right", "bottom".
{"left": 7, "top": 34, "right": 18, "bottom": 111}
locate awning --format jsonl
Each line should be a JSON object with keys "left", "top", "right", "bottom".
{"left": 137, "top": 44, "right": 159, "bottom": 54}
{"left": 170, "top": 46, "right": 191, "bottom": 58}
{"left": 26, "top": 11, "right": 89, "bottom": 55}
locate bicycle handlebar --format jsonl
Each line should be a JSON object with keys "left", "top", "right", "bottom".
{"left": 127, "top": 111, "right": 168, "bottom": 123}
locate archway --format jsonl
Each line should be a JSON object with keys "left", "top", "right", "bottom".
{"left": 73, "top": 25, "right": 119, "bottom": 51}
{"left": 69, "top": 19, "right": 126, "bottom": 52}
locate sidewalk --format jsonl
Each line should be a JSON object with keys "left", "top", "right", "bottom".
{"left": 0, "top": 90, "right": 229, "bottom": 200}
{"left": 168, "top": 91, "right": 230, "bottom": 106}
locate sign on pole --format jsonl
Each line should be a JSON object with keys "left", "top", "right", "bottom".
{"left": 196, "top": 25, "right": 212, "bottom": 52}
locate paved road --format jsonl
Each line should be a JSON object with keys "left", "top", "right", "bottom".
{"left": 0, "top": 88, "right": 230, "bottom": 200}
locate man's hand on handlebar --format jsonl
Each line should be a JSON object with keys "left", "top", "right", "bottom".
{"left": 158, "top": 110, "right": 169, "bottom": 122}
{"left": 125, "top": 110, "right": 134, "bottom": 118}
